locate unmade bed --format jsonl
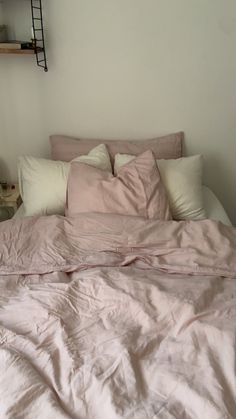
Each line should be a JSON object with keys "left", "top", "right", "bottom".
{"left": 0, "top": 213, "right": 236, "bottom": 418}
{"left": 1, "top": 132, "right": 235, "bottom": 419}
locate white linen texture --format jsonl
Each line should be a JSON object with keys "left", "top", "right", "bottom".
{"left": 18, "top": 144, "right": 112, "bottom": 216}
{"left": 114, "top": 154, "right": 206, "bottom": 220}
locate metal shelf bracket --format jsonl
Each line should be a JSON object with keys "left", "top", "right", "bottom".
{"left": 30, "top": 0, "right": 48, "bottom": 72}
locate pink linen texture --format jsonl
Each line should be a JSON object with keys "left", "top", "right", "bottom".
{"left": 66, "top": 150, "right": 172, "bottom": 220}
{"left": 50, "top": 131, "right": 184, "bottom": 162}
{"left": 0, "top": 214, "right": 235, "bottom": 418}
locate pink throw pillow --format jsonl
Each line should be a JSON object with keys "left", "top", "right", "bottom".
{"left": 66, "top": 150, "right": 172, "bottom": 220}
{"left": 50, "top": 132, "right": 184, "bottom": 163}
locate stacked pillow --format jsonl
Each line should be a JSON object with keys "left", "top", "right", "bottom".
{"left": 18, "top": 144, "right": 112, "bottom": 216}
{"left": 50, "top": 132, "right": 184, "bottom": 162}
{"left": 114, "top": 154, "right": 205, "bottom": 220}
{"left": 17, "top": 132, "right": 206, "bottom": 221}
{"left": 66, "top": 150, "right": 172, "bottom": 220}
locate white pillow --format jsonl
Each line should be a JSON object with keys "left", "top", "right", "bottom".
{"left": 114, "top": 154, "right": 206, "bottom": 220}
{"left": 18, "top": 144, "right": 112, "bottom": 216}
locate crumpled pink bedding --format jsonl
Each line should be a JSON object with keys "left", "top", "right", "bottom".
{"left": 0, "top": 213, "right": 235, "bottom": 419}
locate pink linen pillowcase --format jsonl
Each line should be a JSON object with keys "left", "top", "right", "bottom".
{"left": 50, "top": 132, "right": 184, "bottom": 163}
{"left": 66, "top": 150, "right": 172, "bottom": 220}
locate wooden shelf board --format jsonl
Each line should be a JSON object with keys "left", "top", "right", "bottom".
{"left": 0, "top": 48, "right": 42, "bottom": 55}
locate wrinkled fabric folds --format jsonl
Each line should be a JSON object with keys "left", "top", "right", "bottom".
{"left": 0, "top": 213, "right": 235, "bottom": 418}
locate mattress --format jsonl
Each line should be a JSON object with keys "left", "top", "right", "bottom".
{"left": 13, "top": 186, "right": 232, "bottom": 226}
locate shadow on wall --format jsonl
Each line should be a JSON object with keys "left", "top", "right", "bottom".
{"left": 0, "top": 158, "right": 12, "bottom": 182}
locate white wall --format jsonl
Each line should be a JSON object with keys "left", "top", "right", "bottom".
{"left": 0, "top": 0, "right": 47, "bottom": 181}
{"left": 0, "top": 2, "right": 3, "bottom": 24}
{"left": 0, "top": 0, "right": 236, "bottom": 224}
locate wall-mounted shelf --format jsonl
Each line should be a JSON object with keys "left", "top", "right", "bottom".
{"left": 0, "top": 0, "right": 48, "bottom": 71}
{"left": 0, "top": 47, "right": 43, "bottom": 55}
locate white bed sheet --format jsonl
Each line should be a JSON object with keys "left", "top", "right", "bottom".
{"left": 202, "top": 186, "right": 232, "bottom": 226}
{"left": 13, "top": 186, "right": 232, "bottom": 226}
{"left": 13, "top": 204, "right": 25, "bottom": 219}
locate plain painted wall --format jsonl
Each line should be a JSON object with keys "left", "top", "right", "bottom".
{"left": 0, "top": 0, "right": 236, "bottom": 223}
{"left": 0, "top": 3, "right": 3, "bottom": 24}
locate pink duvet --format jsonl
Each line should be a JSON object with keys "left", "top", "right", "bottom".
{"left": 0, "top": 213, "right": 236, "bottom": 418}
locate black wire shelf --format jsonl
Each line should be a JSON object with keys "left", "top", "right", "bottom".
{"left": 31, "top": 0, "right": 48, "bottom": 72}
